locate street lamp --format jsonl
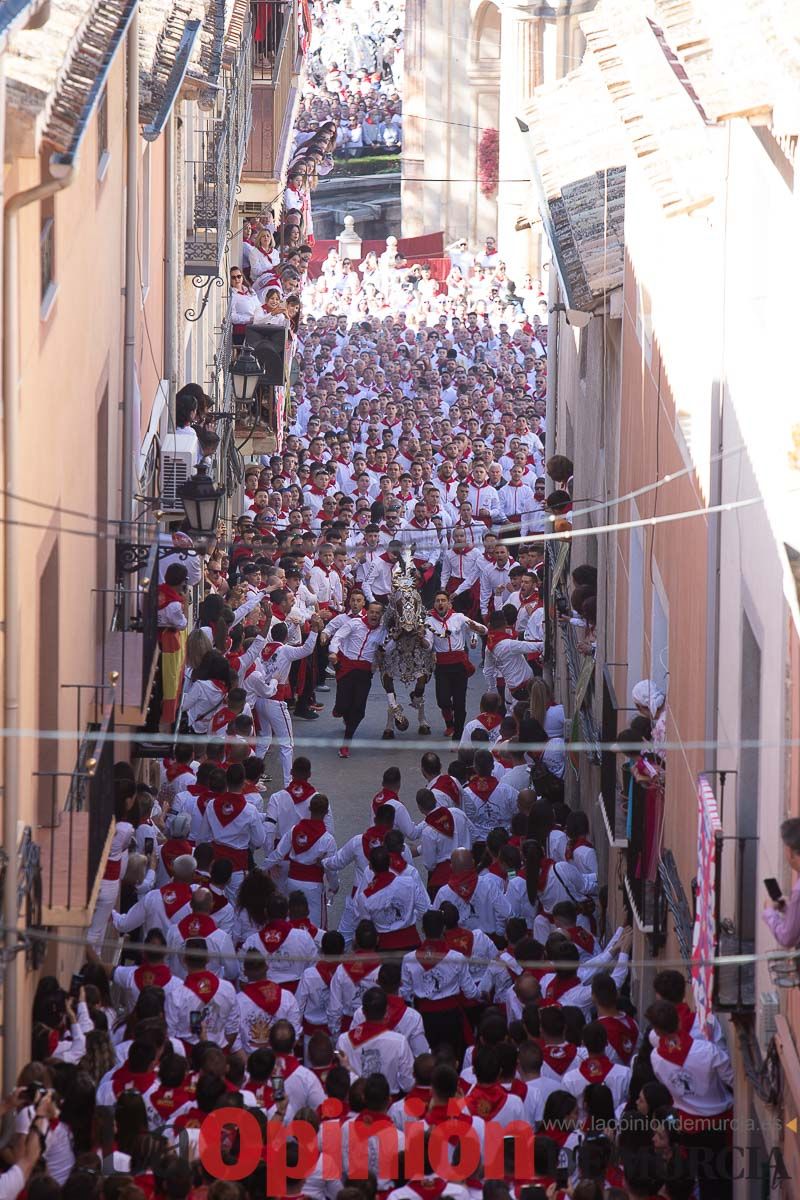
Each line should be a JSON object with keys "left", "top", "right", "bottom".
{"left": 178, "top": 463, "right": 224, "bottom": 536}
{"left": 230, "top": 347, "right": 262, "bottom": 403}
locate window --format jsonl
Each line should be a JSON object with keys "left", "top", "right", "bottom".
{"left": 738, "top": 612, "right": 761, "bottom": 943}
{"left": 97, "top": 86, "right": 109, "bottom": 177}
{"left": 141, "top": 144, "right": 151, "bottom": 298}
{"left": 40, "top": 147, "right": 56, "bottom": 316}
{"left": 635, "top": 279, "right": 653, "bottom": 365}
{"left": 626, "top": 516, "right": 644, "bottom": 691}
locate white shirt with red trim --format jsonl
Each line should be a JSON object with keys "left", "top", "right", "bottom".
{"left": 352, "top": 871, "right": 428, "bottom": 936}
{"left": 460, "top": 775, "right": 517, "bottom": 839}
{"left": 236, "top": 979, "right": 302, "bottom": 1055}
{"left": 166, "top": 911, "right": 238, "bottom": 980}
{"left": 263, "top": 778, "right": 334, "bottom": 846}
{"left": 562, "top": 1055, "right": 632, "bottom": 1112}
{"left": 329, "top": 616, "right": 387, "bottom": 663}
{"left": 328, "top": 957, "right": 382, "bottom": 1038}
{"left": 419, "top": 805, "right": 473, "bottom": 873}
{"left": 165, "top": 970, "right": 239, "bottom": 1048}
{"left": 239, "top": 922, "right": 319, "bottom": 987}
{"left": 434, "top": 872, "right": 511, "bottom": 935}
{"left": 351, "top": 997, "right": 430, "bottom": 1058}
{"left": 336, "top": 1026, "right": 415, "bottom": 1094}
{"left": 198, "top": 791, "right": 266, "bottom": 861}
{"left": 649, "top": 1030, "right": 734, "bottom": 1117}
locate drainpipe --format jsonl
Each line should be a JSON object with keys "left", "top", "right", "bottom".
{"left": 121, "top": 11, "right": 139, "bottom": 529}
{"left": 2, "top": 162, "right": 76, "bottom": 1095}
{"left": 164, "top": 111, "right": 177, "bottom": 426}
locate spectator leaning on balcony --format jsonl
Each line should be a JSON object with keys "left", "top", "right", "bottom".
{"left": 763, "top": 819, "right": 800, "bottom": 949}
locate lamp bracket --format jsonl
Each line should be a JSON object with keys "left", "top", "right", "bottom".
{"left": 116, "top": 542, "right": 151, "bottom": 575}
{"left": 184, "top": 274, "right": 224, "bottom": 323}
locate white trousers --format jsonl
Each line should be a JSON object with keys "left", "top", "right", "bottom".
{"left": 88, "top": 879, "right": 120, "bottom": 953}
{"left": 255, "top": 698, "right": 294, "bottom": 786}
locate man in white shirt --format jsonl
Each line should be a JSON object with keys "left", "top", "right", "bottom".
{"left": 562, "top": 1021, "right": 632, "bottom": 1114}
{"left": 484, "top": 611, "right": 535, "bottom": 707}
{"left": 353, "top": 846, "right": 428, "bottom": 952}
{"left": 329, "top": 601, "right": 387, "bottom": 757}
{"left": 166, "top": 889, "right": 237, "bottom": 981}
{"left": 425, "top": 590, "right": 486, "bottom": 738}
{"left": 165, "top": 940, "right": 239, "bottom": 1051}
{"left": 416, "top": 788, "right": 473, "bottom": 898}
{"left": 337, "top": 986, "right": 415, "bottom": 1095}
{"left": 435, "top": 849, "right": 511, "bottom": 935}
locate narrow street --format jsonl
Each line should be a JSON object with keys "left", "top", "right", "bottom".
{"left": 1, "top": 1, "right": 800, "bottom": 1199}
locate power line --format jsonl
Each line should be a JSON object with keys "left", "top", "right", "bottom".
{"left": 3, "top": 922, "right": 794, "bottom": 974}
{"left": 1, "top": 724, "right": 799, "bottom": 755}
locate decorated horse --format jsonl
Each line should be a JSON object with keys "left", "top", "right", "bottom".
{"left": 378, "top": 546, "right": 435, "bottom": 739}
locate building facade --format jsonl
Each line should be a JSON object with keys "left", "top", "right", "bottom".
{"left": 0, "top": 0, "right": 303, "bottom": 1087}
{"left": 525, "top": 0, "right": 800, "bottom": 1190}
{"left": 401, "top": 0, "right": 596, "bottom": 270}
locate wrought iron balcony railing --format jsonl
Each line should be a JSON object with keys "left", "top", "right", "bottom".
{"left": 185, "top": 10, "right": 253, "bottom": 275}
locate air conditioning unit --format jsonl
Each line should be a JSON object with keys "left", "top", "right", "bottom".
{"left": 159, "top": 438, "right": 194, "bottom": 513}
{"left": 758, "top": 990, "right": 780, "bottom": 1052}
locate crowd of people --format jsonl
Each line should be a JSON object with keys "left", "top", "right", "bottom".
{"left": 301, "top": 0, "right": 404, "bottom": 158}
{"left": 0, "top": 2, "right": 743, "bottom": 1199}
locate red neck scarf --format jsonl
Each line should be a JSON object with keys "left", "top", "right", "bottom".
{"left": 212, "top": 792, "right": 247, "bottom": 826}
{"left": 316, "top": 960, "right": 339, "bottom": 987}
{"left": 343, "top": 950, "right": 379, "bottom": 983}
{"left": 444, "top": 927, "right": 474, "bottom": 956}
{"left": 291, "top": 819, "right": 327, "bottom": 855}
{"left": 579, "top": 1054, "right": 613, "bottom": 1083}
{"left": 543, "top": 973, "right": 580, "bottom": 1005}
{"left": 468, "top": 774, "right": 498, "bottom": 801}
{"left": 363, "top": 870, "right": 396, "bottom": 898}
{"left": 565, "top": 836, "right": 592, "bottom": 861}
{"left": 259, "top": 919, "right": 293, "bottom": 953}
{"left": 183, "top": 971, "right": 220, "bottom": 1003}
{"left": 361, "top": 825, "right": 388, "bottom": 859}
{"left": 415, "top": 938, "right": 447, "bottom": 970}
{"left": 466, "top": 1083, "right": 508, "bottom": 1121}
{"left": 287, "top": 779, "right": 316, "bottom": 804}
{"left": 486, "top": 628, "right": 514, "bottom": 652}
{"left": 447, "top": 868, "right": 478, "bottom": 901}
{"left": 347, "top": 1021, "right": 386, "bottom": 1047}
{"left": 372, "top": 788, "right": 399, "bottom": 815}
{"left": 657, "top": 1031, "right": 694, "bottom": 1066}
{"left": 425, "top": 808, "right": 455, "bottom": 837}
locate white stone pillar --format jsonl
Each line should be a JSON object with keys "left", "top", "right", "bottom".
{"left": 337, "top": 214, "right": 363, "bottom": 260}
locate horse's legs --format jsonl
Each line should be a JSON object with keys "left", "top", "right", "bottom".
{"left": 381, "top": 672, "right": 408, "bottom": 735}
{"left": 412, "top": 676, "right": 431, "bottom": 735}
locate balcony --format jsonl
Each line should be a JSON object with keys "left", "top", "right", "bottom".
{"left": 623, "top": 764, "right": 663, "bottom": 936}
{"left": 544, "top": 541, "right": 600, "bottom": 755}
{"left": 598, "top": 665, "right": 629, "bottom": 847}
{"left": 37, "top": 705, "right": 117, "bottom": 926}
{"left": 98, "top": 541, "right": 160, "bottom": 726}
{"left": 243, "top": 0, "right": 299, "bottom": 184}
{"left": 185, "top": 12, "right": 253, "bottom": 275}
{"left": 713, "top": 832, "right": 757, "bottom": 1013}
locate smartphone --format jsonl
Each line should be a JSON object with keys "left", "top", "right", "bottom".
{"left": 764, "top": 878, "right": 784, "bottom": 903}
{"left": 520, "top": 1188, "right": 547, "bottom": 1200}
{"left": 70, "top": 972, "right": 84, "bottom": 998}
{"left": 189, "top": 1010, "right": 203, "bottom": 1036}
{"left": 144, "top": 837, "right": 155, "bottom": 857}
{"left": 271, "top": 1074, "right": 286, "bottom": 1103}
{"left": 555, "top": 1167, "right": 570, "bottom": 1188}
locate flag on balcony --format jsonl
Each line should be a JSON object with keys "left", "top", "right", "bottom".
{"left": 300, "top": 0, "right": 312, "bottom": 54}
